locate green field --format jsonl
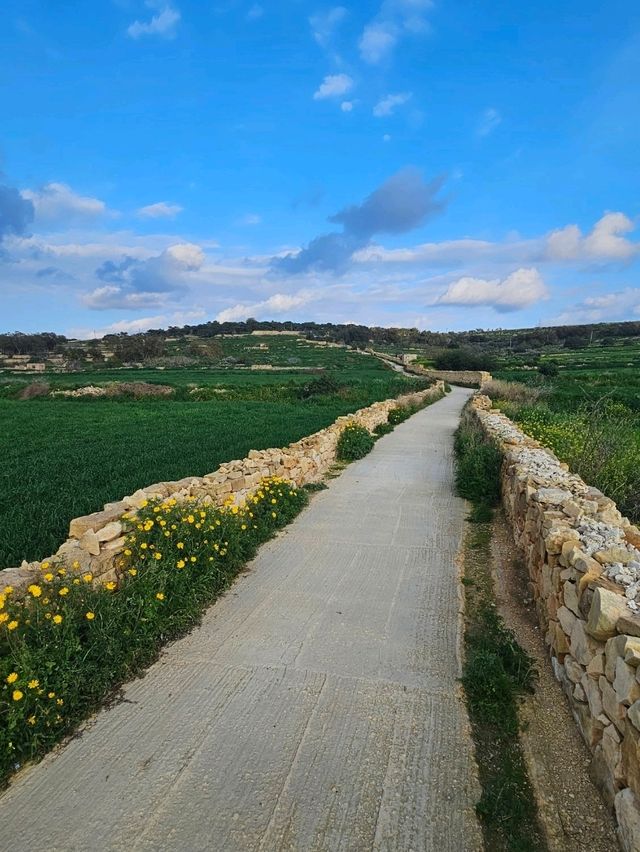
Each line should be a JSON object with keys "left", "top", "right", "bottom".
{"left": 0, "top": 349, "right": 424, "bottom": 569}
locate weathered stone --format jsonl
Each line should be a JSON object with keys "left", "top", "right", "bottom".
{"left": 55, "top": 540, "right": 93, "bottom": 572}
{"left": 587, "top": 653, "right": 605, "bottom": 679}
{"left": 615, "top": 788, "right": 640, "bottom": 852}
{"left": 563, "top": 580, "right": 581, "bottom": 616}
{"left": 78, "top": 529, "right": 100, "bottom": 556}
{"left": 69, "top": 502, "right": 126, "bottom": 538}
{"left": 95, "top": 521, "right": 122, "bottom": 543}
{"left": 558, "top": 604, "right": 577, "bottom": 636}
{"left": 601, "top": 676, "right": 627, "bottom": 733}
{"left": 573, "top": 682, "right": 586, "bottom": 702}
{"left": 571, "top": 618, "right": 603, "bottom": 665}
{"left": 607, "top": 636, "right": 631, "bottom": 682}
{"left": 594, "top": 547, "right": 636, "bottom": 566}
{"left": 565, "top": 655, "right": 584, "bottom": 683}
{"left": 581, "top": 673, "right": 603, "bottom": 717}
{"left": 615, "top": 658, "right": 640, "bottom": 706}
{"left": 623, "top": 721, "right": 640, "bottom": 799}
{"left": 602, "top": 724, "right": 624, "bottom": 783}
{"left": 587, "top": 587, "right": 631, "bottom": 640}
{"left": 573, "top": 697, "right": 605, "bottom": 746}
{"left": 628, "top": 700, "right": 640, "bottom": 732}
{"left": 618, "top": 615, "right": 640, "bottom": 639}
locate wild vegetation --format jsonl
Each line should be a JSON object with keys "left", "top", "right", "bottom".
{"left": 0, "top": 478, "right": 308, "bottom": 785}
{"left": 455, "top": 419, "right": 543, "bottom": 851}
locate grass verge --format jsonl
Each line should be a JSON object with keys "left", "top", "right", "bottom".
{"left": 456, "top": 417, "right": 546, "bottom": 851}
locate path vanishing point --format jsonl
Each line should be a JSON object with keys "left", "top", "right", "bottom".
{"left": 0, "top": 386, "right": 483, "bottom": 851}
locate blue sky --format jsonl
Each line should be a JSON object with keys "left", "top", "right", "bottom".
{"left": 1, "top": 0, "right": 639, "bottom": 336}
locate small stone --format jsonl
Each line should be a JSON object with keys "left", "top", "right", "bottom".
{"left": 78, "top": 529, "right": 100, "bottom": 556}
{"left": 614, "top": 658, "right": 640, "bottom": 706}
{"left": 96, "top": 521, "right": 122, "bottom": 543}
{"left": 615, "top": 787, "right": 640, "bottom": 852}
{"left": 587, "top": 587, "right": 631, "bottom": 640}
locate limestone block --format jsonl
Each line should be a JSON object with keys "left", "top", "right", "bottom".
{"left": 56, "top": 540, "right": 93, "bottom": 572}
{"left": 609, "top": 638, "right": 634, "bottom": 684}
{"left": 563, "top": 580, "right": 581, "bottom": 616}
{"left": 78, "top": 529, "right": 100, "bottom": 556}
{"left": 623, "top": 721, "right": 640, "bottom": 799}
{"left": 595, "top": 547, "right": 637, "bottom": 566}
{"left": 618, "top": 615, "right": 640, "bottom": 639}
{"left": 615, "top": 658, "right": 640, "bottom": 706}
{"left": 581, "top": 673, "right": 603, "bottom": 717}
{"left": 571, "top": 618, "right": 603, "bottom": 665}
{"left": 573, "top": 682, "right": 586, "bottom": 702}
{"left": 96, "top": 521, "right": 122, "bottom": 543}
{"left": 628, "top": 700, "right": 640, "bottom": 732}
{"left": 572, "top": 698, "right": 605, "bottom": 747}
{"left": 615, "top": 788, "right": 640, "bottom": 852}
{"left": 69, "top": 502, "right": 127, "bottom": 538}
{"left": 123, "top": 489, "right": 151, "bottom": 509}
{"left": 587, "top": 653, "right": 605, "bottom": 679}
{"left": 566, "top": 658, "right": 584, "bottom": 685}
{"left": 602, "top": 724, "right": 624, "bottom": 784}
{"left": 601, "top": 676, "right": 627, "bottom": 733}
{"left": 587, "top": 587, "right": 631, "bottom": 640}
{"left": 558, "top": 605, "right": 577, "bottom": 636}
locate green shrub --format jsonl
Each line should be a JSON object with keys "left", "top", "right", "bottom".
{"left": 388, "top": 405, "right": 410, "bottom": 425}
{"left": 0, "top": 478, "right": 307, "bottom": 784}
{"left": 336, "top": 422, "right": 374, "bottom": 461}
{"left": 373, "top": 422, "right": 394, "bottom": 437}
{"left": 454, "top": 421, "right": 502, "bottom": 514}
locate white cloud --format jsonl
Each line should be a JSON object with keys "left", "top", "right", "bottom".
{"left": 309, "top": 7, "right": 347, "bottom": 47}
{"left": 359, "top": 1, "right": 433, "bottom": 64}
{"left": 437, "top": 267, "right": 549, "bottom": 312}
{"left": 341, "top": 101, "right": 354, "bottom": 112}
{"left": 22, "top": 182, "right": 108, "bottom": 226}
{"left": 373, "top": 92, "right": 412, "bottom": 117}
{"left": 546, "top": 212, "right": 639, "bottom": 261}
{"left": 217, "top": 292, "right": 313, "bottom": 322}
{"left": 477, "top": 108, "right": 502, "bottom": 137}
{"left": 127, "top": 1, "right": 180, "bottom": 39}
{"left": 359, "top": 22, "right": 398, "bottom": 64}
{"left": 136, "top": 201, "right": 183, "bottom": 219}
{"left": 313, "top": 73, "right": 354, "bottom": 100}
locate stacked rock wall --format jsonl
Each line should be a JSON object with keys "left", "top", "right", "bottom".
{"left": 368, "top": 350, "right": 491, "bottom": 387}
{"left": 2, "top": 383, "right": 444, "bottom": 596}
{"left": 467, "top": 394, "right": 640, "bottom": 850}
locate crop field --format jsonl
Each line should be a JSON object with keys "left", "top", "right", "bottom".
{"left": 489, "top": 342, "right": 640, "bottom": 522}
{"left": 0, "top": 346, "right": 424, "bottom": 569}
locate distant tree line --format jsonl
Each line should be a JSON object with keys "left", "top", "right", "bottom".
{"left": 0, "top": 332, "right": 67, "bottom": 356}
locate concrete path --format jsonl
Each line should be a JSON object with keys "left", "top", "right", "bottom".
{"left": 0, "top": 387, "right": 482, "bottom": 852}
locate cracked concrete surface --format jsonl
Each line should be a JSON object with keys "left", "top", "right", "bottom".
{"left": 0, "top": 386, "right": 482, "bottom": 851}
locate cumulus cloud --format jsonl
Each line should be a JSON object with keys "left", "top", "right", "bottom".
{"left": 477, "top": 108, "right": 502, "bottom": 137}
{"left": 217, "top": 292, "right": 313, "bottom": 323}
{"left": 373, "top": 92, "right": 412, "bottom": 117}
{"left": 0, "top": 182, "right": 34, "bottom": 243}
{"left": 85, "top": 243, "right": 204, "bottom": 310}
{"left": 436, "top": 267, "right": 549, "bottom": 312}
{"left": 309, "top": 7, "right": 347, "bottom": 47}
{"left": 359, "top": 0, "right": 433, "bottom": 64}
{"left": 127, "top": 1, "right": 180, "bottom": 39}
{"left": 275, "top": 168, "right": 445, "bottom": 275}
{"left": 313, "top": 73, "right": 354, "bottom": 100}
{"left": 136, "top": 201, "right": 183, "bottom": 219}
{"left": 341, "top": 101, "right": 354, "bottom": 112}
{"left": 22, "top": 182, "right": 107, "bottom": 226}
{"left": 546, "top": 212, "right": 639, "bottom": 262}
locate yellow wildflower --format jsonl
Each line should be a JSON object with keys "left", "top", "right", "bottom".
{"left": 8, "top": 620, "right": 18, "bottom": 631}
{"left": 177, "top": 542, "right": 184, "bottom": 549}
{"left": 53, "top": 615, "right": 63, "bottom": 625}
{"left": 153, "top": 552, "right": 162, "bottom": 560}
{"left": 0, "top": 613, "right": 8, "bottom": 623}
{"left": 156, "top": 592, "right": 165, "bottom": 601}
{"left": 140, "top": 543, "right": 148, "bottom": 550}
{"left": 28, "top": 584, "right": 42, "bottom": 598}
{"left": 86, "top": 611, "right": 95, "bottom": 620}
{"left": 6, "top": 672, "right": 18, "bottom": 684}
{"left": 4, "top": 585, "right": 14, "bottom": 595}
{"left": 187, "top": 515, "right": 195, "bottom": 524}
{"left": 27, "top": 716, "right": 37, "bottom": 726}
{"left": 58, "top": 587, "right": 69, "bottom": 596}
{"left": 28, "top": 679, "right": 39, "bottom": 689}
{"left": 12, "top": 690, "right": 23, "bottom": 702}
{"left": 105, "top": 581, "right": 117, "bottom": 591}
{"left": 83, "top": 572, "right": 93, "bottom": 583}
{"left": 48, "top": 692, "right": 55, "bottom": 698}
{"left": 56, "top": 698, "right": 64, "bottom": 706}
{"left": 128, "top": 568, "right": 137, "bottom": 576}
{"left": 124, "top": 549, "right": 132, "bottom": 556}
{"left": 43, "top": 572, "right": 54, "bottom": 582}
{"left": 176, "top": 560, "right": 185, "bottom": 569}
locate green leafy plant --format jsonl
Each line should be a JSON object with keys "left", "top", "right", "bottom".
{"left": 336, "top": 422, "right": 374, "bottom": 461}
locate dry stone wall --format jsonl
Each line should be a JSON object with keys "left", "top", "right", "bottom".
{"left": 467, "top": 393, "right": 640, "bottom": 851}
{"left": 2, "top": 383, "right": 444, "bottom": 597}
{"left": 368, "top": 350, "right": 491, "bottom": 387}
